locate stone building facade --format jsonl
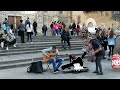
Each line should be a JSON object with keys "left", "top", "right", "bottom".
{"left": 36, "top": 11, "right": 71, "bottom": 34}
{"left": 72, "top": 11, "right": 120, "bottom": 29}
{"left": 0, "top": 11, "right": 71, "bottom": 35}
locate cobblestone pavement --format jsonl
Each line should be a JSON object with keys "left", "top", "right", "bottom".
{"left": 0, "top": 58, "right": 120, "bottom": 79}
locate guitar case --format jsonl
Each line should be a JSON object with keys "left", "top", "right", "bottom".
{"left": 62, "top": 67, "right": 89, "bottom": 74}
{"left": 62, "top": 57, "right": 89, "bottom": 74}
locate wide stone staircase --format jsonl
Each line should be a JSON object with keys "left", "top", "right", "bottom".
{"left": 0, "top": 35, "right": 90, "bottom": 70}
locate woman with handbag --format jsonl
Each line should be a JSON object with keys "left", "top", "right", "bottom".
{"left": 26, "top": 22, "right": 33, "bottom": 44}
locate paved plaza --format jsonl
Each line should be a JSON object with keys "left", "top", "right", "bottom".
{"left": 0, "top": 58, "right": 120, "bottom": 79}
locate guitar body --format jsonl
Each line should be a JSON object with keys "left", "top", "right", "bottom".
{"left": 42, "top": 52, "right": 55, "bottom": 61}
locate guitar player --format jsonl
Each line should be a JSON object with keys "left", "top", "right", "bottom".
{"left": 42, "top": 45, "right": 64, "bottom": 74}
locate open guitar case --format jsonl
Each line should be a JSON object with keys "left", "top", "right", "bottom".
{"left": 62, "top": 67, "right": 89, "bottom": 74}
{"left": 62, "top": 55, "right": 89, "bottom": 74}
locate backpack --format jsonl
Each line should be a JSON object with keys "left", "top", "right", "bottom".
{"left": 27, "top": 61, "right": 43, "bottom": 73}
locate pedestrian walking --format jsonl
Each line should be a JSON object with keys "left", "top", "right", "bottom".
{"left": 26, "top": 22, "right": 33, "bottom": 44}
{"left": 18, "top": 20, "right": 25, "bottom": 43}
{"left": 42, "top": 25, "right": 48, "bottom": 36}
{"left": 33, "top": 20, "right": 37, "bottom": 36}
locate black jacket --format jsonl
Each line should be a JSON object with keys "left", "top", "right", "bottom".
{"left": 33, "top": 22, "right": 37, "bottom": 28}
{"left": 42, "top": 25, "right": 47, "bottom": 32}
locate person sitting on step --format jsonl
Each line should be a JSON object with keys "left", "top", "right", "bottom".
{"left": 1, "top": 29, "right": 16, "bottom": 51}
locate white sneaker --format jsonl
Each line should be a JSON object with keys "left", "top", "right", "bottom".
{"left": 13, "top": 44, "right": 16, "bottom": 47}
{"left": 1, "top": 42, "right": 4, "bottom": 48}
{"left": 6, "top": 47, "right": 9, "bottom": 51}
{"left": 30, "top": 42, "right": 33, "bottom": 44}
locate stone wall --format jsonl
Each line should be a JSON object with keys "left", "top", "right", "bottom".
{"left": 72, "top": 11, "right": 119, "bottom": 29}
{"left": 36, "top": 11, "right": 71, "bottom": 35}
{"left": 0, "top": 11, "right": 71, "bottom": 35}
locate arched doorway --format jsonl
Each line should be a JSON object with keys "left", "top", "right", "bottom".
{"left": 85, "top": 18, "right": 97, "bottom": 34}
{"left": 88, "top": 22, "right": 94, "bottom": 27}
{"left": 85, "top": 18, "right": 97, "bottom": 27}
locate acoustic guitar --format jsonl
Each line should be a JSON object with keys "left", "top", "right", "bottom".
{"left": 42, "top": 52, "right": 68, "bottom": 62}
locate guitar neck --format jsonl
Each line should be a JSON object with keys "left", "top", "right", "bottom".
{"left": 56, "top": 54, "right": 68, "bottom": 57}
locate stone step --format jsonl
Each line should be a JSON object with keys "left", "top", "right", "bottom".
{"left": 1, "top": 44, "right": 84, "bottom": 52}
{"left": 2, "top": 41, "right": 85, "bottom": 49}
{"left": 16, "top": 39, "right": 83, "bottom": 43}
{"left": 0, "top": 57, "right": 69, "bottom": 70}
{"left": 0, "top": 54, "right": 82, "bottom": 70}
{"left": 14, "top": 43, "right": 84, "bottom": 48}
{"left": 0, "top": 53, "right": 81, "bottom": 65}
{"left": 15, "top": 37, "right": 82, "bottom": 40}
{"left": 16, "top": 40, "right": 84, "bottom": 45}
{"left": 0, "top": 47, "right": 83, "bottom": 56}
{"left": 15, "top": 36, "right": 83, "bottom": 39}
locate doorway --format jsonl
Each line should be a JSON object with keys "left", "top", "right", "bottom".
{"left": 8, "top": 16, "right": 22, "bottom": 29}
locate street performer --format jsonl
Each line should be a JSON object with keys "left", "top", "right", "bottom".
{"left": 42, "top": 45, "right": 64, "bottom": 74}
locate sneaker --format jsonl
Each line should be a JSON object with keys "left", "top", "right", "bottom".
{"left": 97, "top": 72, "right": 103, "bottom": 75}
{"left": 108, "top": 57, "right": 111, "bottom": 60}
{"left": 13, "top": 45, "right": 16, "bottom": 47}
{"left": 91, "top": 60, "right": 94, "bottom": 62}
{"left": 68, "top": 67, "right": 71, "bottom": 69}
{"left": 64, "top": 48, "right": 66, "bottom": 50}
{"left": 102, "top": 57, "right": 106, "bottom": 59}
{"left": 1, "top": 42, "right": 4, "bottom": 48}
{"left": 30, "top": 42, "right": 33, "bottom": 44}
{"left": 6, "top": 47, "right": 9, "bottom": 51}
{"left": 56, "top": 69, "right": 60, "bottom": 71}
{"left": 93, "top": 71, "right": 99, "bottom": 73}
{"left": 53, "top": 70, "right": 59, "bottom": 74}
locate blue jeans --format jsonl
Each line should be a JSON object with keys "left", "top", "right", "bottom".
{"left": 44, "top": 31, "right": 47, "bottom": 36}
{"left": 56, "top": 29, "right": 60, "bottom": 35}
{"left": 95, "top": 56, "right": 103, "bottom": 72}
{"left": 52, "top": 30, "right": 56, "bottom": 36}
{"left": 73, "top": 29, "right": 76, "bottom": 36}
{"left": 48, "top": 58, "right": 64, "bottom": 70}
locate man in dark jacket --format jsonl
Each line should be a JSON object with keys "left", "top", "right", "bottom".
{"left": 61, "top": 29, "right": 68, "bottom": 49}
{"left": 62, "top": 22, "right": 66, "bottom": 29}
{"left": 18, "top": 20, "right": 25, "bottom": 43}
{"left": 42, "top": 25, "right": 48, "bottom": 36}
{"left": 33, "top": 20, "right": 37, "bottom": 36}
{"left": 72, "top": 22, "right": 76, "bottom": 36}
{"left": 90, "top": 39, "right": 104, "bottom": 75}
